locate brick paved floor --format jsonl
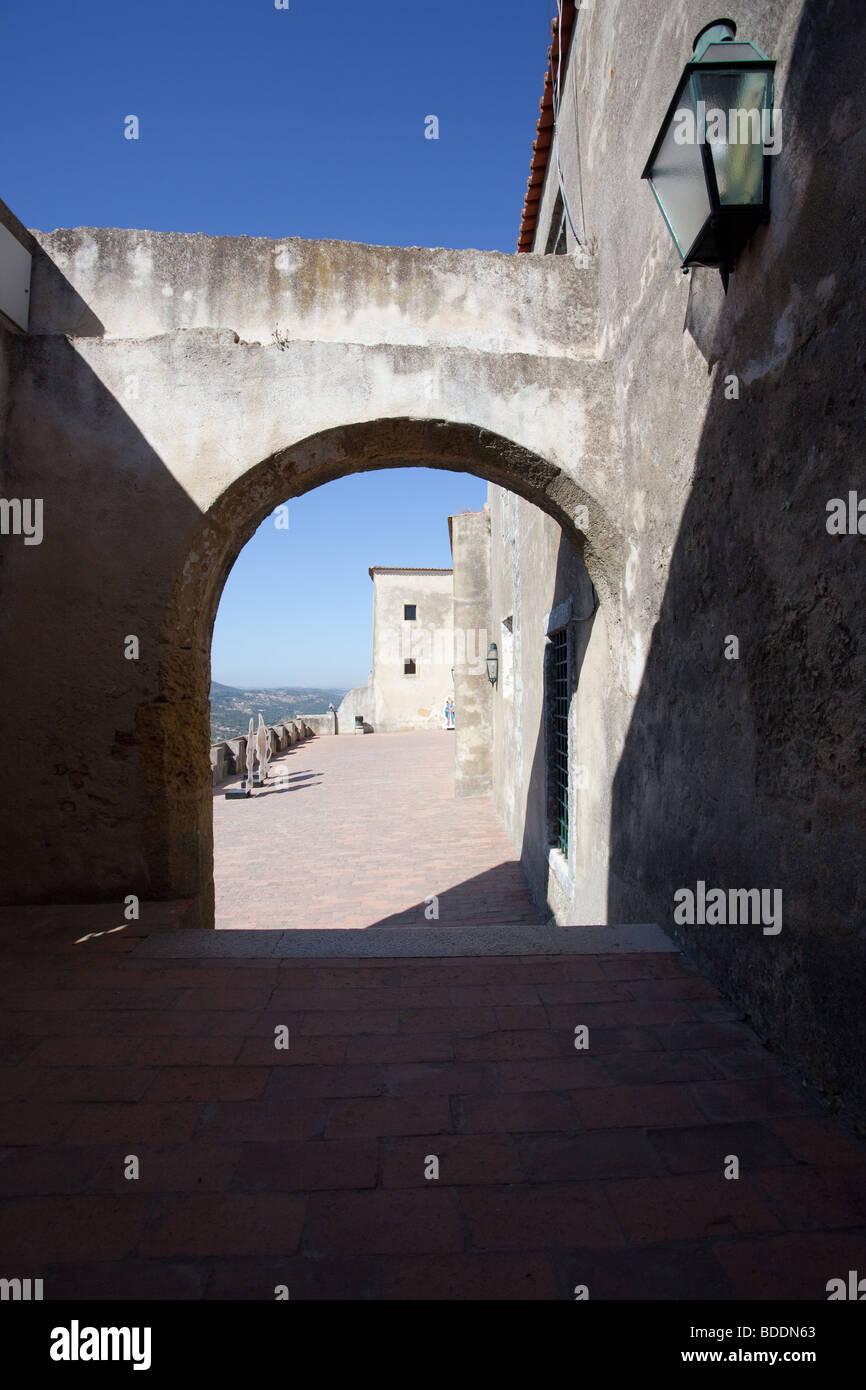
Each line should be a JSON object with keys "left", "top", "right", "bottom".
{"left": 1, "top": 907, "right": 865, "bottom": 1300}
{"left": 213, "top": 732, "right": 541, "bottom": 929}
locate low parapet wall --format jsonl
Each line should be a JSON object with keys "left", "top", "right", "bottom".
{"left": 301, "top": 712, "right": 339, "bottom": 738}
{"left": 210, "top": 712, "right": 337, "bottom": 787}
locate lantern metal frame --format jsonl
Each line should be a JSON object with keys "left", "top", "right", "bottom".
{"left": 641, "top": 19, "right": 776, "bottom": 288}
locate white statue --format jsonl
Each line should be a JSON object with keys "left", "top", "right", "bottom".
{"left": 257, "top": 713, "right": 270, "bottom": 783}
{"left": 245, "top": 718, "right": 255, "bottom": 794}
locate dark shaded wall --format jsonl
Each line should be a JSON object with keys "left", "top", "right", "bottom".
{"left": 0, "top": 331, "right": 209, "bottom": 913}
{"left": 0, "top": 199, "right": 35, "bottom": 533}
{"left": 518, "top": 529, "right": 600, "bottom": 923}
{"left": 592, "top": 2, "right": 866, "bottom": 1119}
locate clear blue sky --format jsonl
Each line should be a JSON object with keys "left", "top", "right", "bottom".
{"left": 1, "top": 0, "right": 554, "bottom": 688}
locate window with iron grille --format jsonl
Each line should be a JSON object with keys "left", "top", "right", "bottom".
{"left": 549, "top": 627, "right": 569, "bottom": 856}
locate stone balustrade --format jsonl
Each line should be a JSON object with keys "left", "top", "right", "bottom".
{"left": 210, "top": 710, "right": 339, "bottom": 787}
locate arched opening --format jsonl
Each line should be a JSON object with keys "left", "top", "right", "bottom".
{"left": 151, "top": 418, "right": 623, "bottom": 928}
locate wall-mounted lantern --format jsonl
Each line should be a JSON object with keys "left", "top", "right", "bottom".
{"left": 486, "top": 643, "right": 499, "bottom": 685}
{"left": 641, "top": 18, "right": 776, "bottom": 290}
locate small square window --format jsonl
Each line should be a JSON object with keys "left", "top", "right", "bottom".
{"left": 404, "top": 659, "right": 417, "bottom": 676}
{"left": 404, "top": 604, "right": 417, "bottom": 621}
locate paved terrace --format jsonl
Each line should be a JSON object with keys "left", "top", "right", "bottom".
{"left": 1, "top": 902, "right": 865, "bottom": 1299}
{"left": 213, "top": 731, "right": 541, "bottom": 930}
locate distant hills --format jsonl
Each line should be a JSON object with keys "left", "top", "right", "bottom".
{"left": 209, "top": 681, "right": 348, "bottom": 743}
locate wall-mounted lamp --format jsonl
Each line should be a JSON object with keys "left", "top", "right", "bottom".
{"left": 641, "top": 18, "right": 776, "bottom": 291}
{"left": 486, "top": 642, "right": 499, "bottom": 685}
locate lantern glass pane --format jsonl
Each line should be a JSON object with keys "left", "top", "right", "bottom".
{"left": 647, "top": 84, "right": 711, "bottom": 259}
{"left": 694, "top": 69, "right": 772, "bottom": 205}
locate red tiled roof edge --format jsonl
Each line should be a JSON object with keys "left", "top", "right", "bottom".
{"left": 517, "top": 2, "right": 578, "bottom": 253}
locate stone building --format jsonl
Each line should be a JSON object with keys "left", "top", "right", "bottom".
{"left": 338, "top": 566, "right": 455, "bottom": 734}
{"left": 0, "top": 0, "right": 863, "bottom": 1119}
{"left": 489, "top": 0, "right": 865, "bottom": 1121}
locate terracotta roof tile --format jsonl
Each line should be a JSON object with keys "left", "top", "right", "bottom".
{"left": 517, "top": 2, "right": 577, "bottom": 253}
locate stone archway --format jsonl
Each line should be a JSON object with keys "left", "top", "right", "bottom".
{"left": 3, "top": 228, "right": 628, "bottom": 919}
{"left": 151, "top": 417, "right": 623, "bottom": 926}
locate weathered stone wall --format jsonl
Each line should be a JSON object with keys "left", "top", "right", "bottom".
{"left": 26, "top": 230, "right": 601, "bottom": 358}
{"left": 520, "top": 0, "right": 866, "bottom": 1118}
{"left": 449, "top": 510, "right": 493, "bottom": 797}
{"left": 0, "top": 229, "right": 618, "bottom": 923}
